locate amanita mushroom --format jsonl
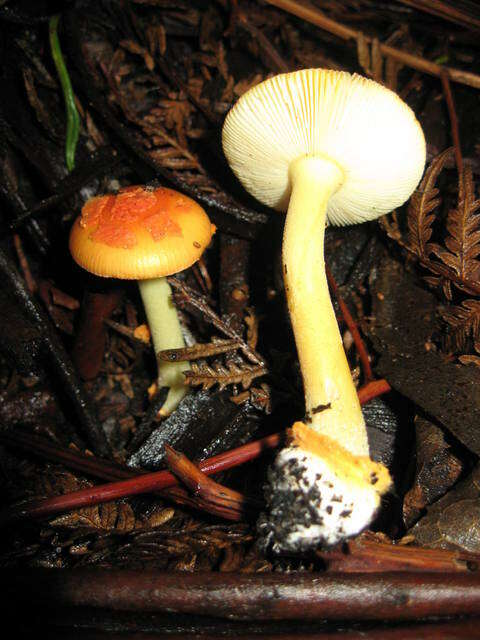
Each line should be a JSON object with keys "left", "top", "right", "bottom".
{"left": 222, "top": 69, "right": 425, "bottom": 551}
{"left": 70, "top": 185, "right": 215, "bottom": 416}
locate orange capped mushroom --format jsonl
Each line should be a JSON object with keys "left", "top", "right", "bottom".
{"left": 70, "top": 185, "right": 215, "bottom": 415}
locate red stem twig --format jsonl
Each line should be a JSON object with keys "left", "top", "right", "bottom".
{"left": 0, "top": 380, "right": 391, "bottom": 526}
{"left": 440, "top": 70, "right": 463, "bottom": 174}
{"left": 326, "top": 265, "right": 374, "bottom": 382}
{"left": 72, "top": 289, "right": 123, "bottom": 380}
{"left": 164, "top": 444, "right": 261, "bottom": 520}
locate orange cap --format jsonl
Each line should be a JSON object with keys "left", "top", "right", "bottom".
{"left": 69, "top": 186, "right": 215, "bottom": 279}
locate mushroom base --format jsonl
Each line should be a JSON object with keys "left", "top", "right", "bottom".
{"left": 258, "top": 445, "right": 388, "bottom": 554}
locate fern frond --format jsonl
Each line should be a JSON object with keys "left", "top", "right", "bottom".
{"left": 407, "top": 148, "right": 452, "bottom": 258}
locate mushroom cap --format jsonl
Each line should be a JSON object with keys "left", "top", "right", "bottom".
{"left": 70, "top": 186, "right": 215, "bottom": 279}
{"left": 222, "top": 69, "right": 426, "bottom": 225}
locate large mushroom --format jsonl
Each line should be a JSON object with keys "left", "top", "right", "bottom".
{"left": 70, "top": 185, "right": 215, "bottom": 416}
{"left": 222, "top": 69, "right": 425, "bottom": 552}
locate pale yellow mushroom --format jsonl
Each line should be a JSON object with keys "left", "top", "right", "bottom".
{"left": 223, "top": 69, "right": 425, "bottom": 551}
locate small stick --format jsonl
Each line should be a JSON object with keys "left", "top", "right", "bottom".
{"left": 357, "top": 379, "right": 392, "bottom": 404}
{"left": 164, "top": 444, "right": 260, "bottom": 520}
{"left": 396, "top": 0, "right": 480, "bottom": 32}
{"left": 104, "top": 318, "right": 150, "bottom": 344}
{"left": 440, "top": 70, "right": 463, "bottom": 174}
{"left": 264, "top": 0, "right": 480, "bottom": 90}
{"left": 237, "top": 12, "right": 289, "bottom": 73}
{"left": 6, "top": 569, "right": 480, "bottom": 620}
{"left": 326, "top": 266, "right": 373, "bottom": 382}
{"left": 12, "top": 233, "right": 36, "bottom": 293}
{"left": 72, "top": 290, "right": 123, "bottom": 380}
{"left": 168, "top": 277, "right": 265, "bottom": 366}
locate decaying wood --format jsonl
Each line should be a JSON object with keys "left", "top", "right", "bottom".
{"left": 403, "top": 416, "right": 463, "bottom": 528}
{"left": 319, "top": 533, "right": 480, "bottom": 574}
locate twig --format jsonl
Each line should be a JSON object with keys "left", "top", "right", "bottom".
{"left": 264, "top": 0, "right": 480, "bottom": 90}
{"left": 104, "top": 318, "right": 150, "bottom": 344}
{"left": 219, "top": 235, "right": 251, "bottom": 333}
{"left": 168, "top": 277, "right": 265, "bottom": 366}
{"left": 9, "top": 147, "right": 123, "bottom": 231}
{"left": 357, "top": 379, "right": 392, "bottom": 404}
{"left": 12, "top": 233, "right": 36, "bottom": 293}
{"left": 0, "top": 429, "right": 132, "bottom": 482}
{"left": 237, "top": 12, "right": 289, "bottom": 73}
{"left": 326, "top": 265, "right": 373, "bottom": 382}
{"left": 164, "top": 444, "right": 260, "bottom": 521}
{"left": 321, "top": 534, "right": 480, "bottom": 574}
{"left": 72, "top": 289, "right": 123, "bottom": 380}
{"left": 396, "top": 0, "right": 480, "bottom": 32}
{"left": 440, "top": 70, "right": 463, "bottom": 174}
{"left": 6, "top": 569, "right": 480, "bottom": 620}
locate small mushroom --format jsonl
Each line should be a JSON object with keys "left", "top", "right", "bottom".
{"left": 222, "top": 69, "right": 425, "bottom": 552}
{"left": 70, "top": 185, "right": 215, "bottom": 416}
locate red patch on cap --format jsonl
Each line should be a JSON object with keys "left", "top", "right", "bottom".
{"left": 80, "top": 186, "right": 183, "bottom": 249}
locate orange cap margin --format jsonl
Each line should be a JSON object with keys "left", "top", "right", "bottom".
{"left": 69, "top": 186, "right": 215, "bottom": 280}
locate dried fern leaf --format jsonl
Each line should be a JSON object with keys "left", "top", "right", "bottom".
{"left": 407, "top": 148, "right": 452, "bottom": 258}
{"left": 430, "top": 165, "right": 480, "bottom": 291}
{"left": 442, "top": 299, "right": 480, "bottom": 351}
{"left": 184, "top": 362, "right": 267, "bottom": 391}
{"left": 158, "top": 339, "right": 241, "bottom": 362}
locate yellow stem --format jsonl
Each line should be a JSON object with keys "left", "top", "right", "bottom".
{"left": 139, "top": 277, "right": 189, "bottom": 416}
{"left": 283, "top": 156, "right": 369, "bottom": 456}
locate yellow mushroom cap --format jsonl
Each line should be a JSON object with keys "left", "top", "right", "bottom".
{"left": 69, "top": 185, "right": 215, "bottom": 279}
{"left": 222, "top": 68, "right": 426, "bottom": 225}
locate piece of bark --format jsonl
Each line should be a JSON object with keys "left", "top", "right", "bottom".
{"left": 318, "top": 533, "right": 480, "bottom": 574}
{"left": 369, "top": 256, "right": 480, "bottom": 457}
{"left": 363, "top": 397, "right": 401, "bottom": 470}
{"left": 412, "top": 464, "right": 480, "bottom": 553}
{"left": 219, "top": 234, "right": 250, "bottom": 334}
{"left": 403, "top": 415, "right": 463, "bottom": 528}
{"left": 128, "top": 390, "right": 261, "bottom": 470}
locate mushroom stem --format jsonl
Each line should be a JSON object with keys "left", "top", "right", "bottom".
{"left": 138, "top": 277, "right": 189, "bottom": 416}
{"left": 283, "top": 155, "right": 368, "bottom": 456}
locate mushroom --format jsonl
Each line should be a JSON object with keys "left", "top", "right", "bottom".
{"left": 222, "top": 69, "right": 425, "bottom": 552}
{"left": 70, "top": 185, "right": 215, "bottom": 416}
